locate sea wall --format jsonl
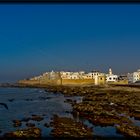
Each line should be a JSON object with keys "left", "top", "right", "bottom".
{"left": 18, "top": 79, "right": 128, "bottom": 86}
{"left": 40, "top": 79, "right": 62, "bottom": 85}
{"left": 18, "top": 79, "right": 62, "bottom": 86}
{"left": 18, "top": 79, "right": 95, "bottom": 86}
{"left": 18, "top": 80, "right": 40, "bottom": 85}
{"left": 107, "top": 80, "right": 128, "bottom": 85}
{"left": 61, "top": 79, "right": 95, "bottom": 85}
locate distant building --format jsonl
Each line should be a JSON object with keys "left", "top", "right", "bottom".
{"left": 127, "top": 69, "right": 140, "bottom": 83}
{"left": 106, "top": 68, "right": 118, "bottom": 82}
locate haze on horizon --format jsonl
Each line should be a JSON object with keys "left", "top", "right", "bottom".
{"left": 0, "top": 4, "right": 140, "bottom": 83}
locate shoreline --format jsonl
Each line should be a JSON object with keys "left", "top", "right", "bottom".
{"left": 0, "top": 83, "right": 140, "bottom": 93}
{"left": 0, "top": 84, "right": 140, "bottom": 137}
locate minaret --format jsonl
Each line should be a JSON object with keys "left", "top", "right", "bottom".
{"left": 109, "top": 68, "right": 112, "bottom": 75}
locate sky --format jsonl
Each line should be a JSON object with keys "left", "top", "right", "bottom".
{"left": 0, "top": 4, "right": 140, "bottom": 82}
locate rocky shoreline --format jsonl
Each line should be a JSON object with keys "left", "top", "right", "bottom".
{"left": 1, "top": 85, "right": 140, "bottom": 138}
{"left": 50, "top": 114, "right": 93, "bottom": 137}
{"left": 45, "top": 85, "right": 140, "bottom": 138}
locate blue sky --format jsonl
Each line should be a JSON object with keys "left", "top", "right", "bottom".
{"left": 0, "top": 4, "right": 140, "bottom": 82}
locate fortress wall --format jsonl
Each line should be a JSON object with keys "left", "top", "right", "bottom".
{"left": 107, "top": 80, "right": 128, "bottom": 85}
{"left": 61, "top": 79, "right": 95, "bottom": 85}
{"left": 18, "top": 79, "right": 62, "bottom": 86}
{"left": 18, "top": 80, "right": 40, "bottom": 85}
{"left": 40, "top": 79, "right": 62, "bottom": 85}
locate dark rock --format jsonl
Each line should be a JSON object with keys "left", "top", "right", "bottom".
{"left": 31, "top": 115, "right": 44, "bottom": 121}
{"left": 116, "top": 124, "right": 140, "bottom": 138}
{"left": 8, "top": 99, "right": 15, "bottom": 102}
{"left": 4, "top": 127, "right": 41, "bottom": 138}
{"left": 50, "top": 115, "right": 93, "bottom": 137}
{"left": 26, "top": 123, "right": 35, "bottom": 127}
{"left": 13, "top": 120, "right": 22, "bottom": 127}
{"left": 25, "top": 99, "right": 33, "bottom": 101}
{"left": 21, "top": 117, "right": 31, "bottom": 122}
{"left": 44, "top": 123, "right": 50, "bottom": 128}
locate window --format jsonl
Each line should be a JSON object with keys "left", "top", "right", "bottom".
{"left": 109, "top": 77, "right": 112, "bottom": 80}
{"left": 100, "top": 78, "right": 102, "bottom": 80}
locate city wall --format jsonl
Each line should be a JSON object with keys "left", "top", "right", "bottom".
{"left": 61, "top": 79, "right": 95, "bottom": 85}
{"left": 18, "top": 79, "right": 61, "bottom": 86}
{"left": 18, "top": 79, "right": 128, "bottom": 86}
{"left": 107, "top": 80, "right": 128, "bottom": 85}
{"left": 18, "top": 79, "right": 95, "bottom": 86}
{"left": 18, "top": 80, "right": 40, "bottom": 85}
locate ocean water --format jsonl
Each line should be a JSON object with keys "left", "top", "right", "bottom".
{"left": 0, "top": 87, "right": 125, "bottom": 137}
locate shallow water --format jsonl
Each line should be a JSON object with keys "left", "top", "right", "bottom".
{"left": 0, "top": 87, "right": 138, "bottom": 137}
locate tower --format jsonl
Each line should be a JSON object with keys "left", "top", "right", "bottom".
{"left": 109, "top": 68, "right": 112, "bottom": 75}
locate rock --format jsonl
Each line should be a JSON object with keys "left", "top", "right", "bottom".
{"left": 31, "top": 115, "right": 44, "bottom": 121}
{"left": 44, "top": 123, "right": 50, "bottom": 128}
{"left": 4, "top": 127, "right": 41, "bottom": 138}
{"left": 8, "top": 99, "right": 15, "bottom": 102}
{"left": 25, "top": 99, "right": 33, "bottom": 101}
{"left": 50, "top": 115, "right": 93, "bottom": 137}
{"left": 21, "top": 117, "right": 31, "bottom": 122}
{"left": 26, "top": 123, "right": 35, "bottom": 127}
{"left": 12, "top": 120, "right": 22, "bottom": 127}
{"left": 116, "top": 124, "right": 140, "bottom": 138}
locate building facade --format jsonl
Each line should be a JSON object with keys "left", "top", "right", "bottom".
{"left": 106, "top": 68, "right": 118, "bottom": 83}
{"left": 127, "top": 69, "right": 140, "bottom": 83}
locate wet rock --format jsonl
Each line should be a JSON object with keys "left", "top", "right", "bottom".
{"left": 31, "top": 115, "right": 44, "bottom": 121}
{"left": 13, "top": 120, "right": 22, "bottom": 127}
{"left": 21, "top": 117, "right": 31, "bottom": 122}
{"left": 26, "top": 123, "right": 35, "bottom": 127}
{"left": 44, "top": 123, "right": 50, "bottom": 128}
{"left": 130, "top": 110, "right": 140, "bottom": 120}
{"left": 89, "top": 115, "right": 132, "bottom": 126}
{"left": 45, "top": 85, "right": 140, "bottom": 137}
{"left": 65, "top": 111, "right": 72, "bottom": 113}
{"left": 64, "top": 99, "right": 74, "bottom": 105}
{"left": 4, "top": 127, "right": 41, "bottom": 138}
{"left": 8, "top": 99, "right": 15, "bottom": 102}
{"left": 116, "top": 124, "right": 140, "bottom": 138}
{"left": 25, "top": 99, "right": 33, "bottom": 101}
{"left": 46, "top": 97, "right": 52, "bottom": 99}
{"left": 0, "top": 103, "right": 8, "bottom": 110}
{"left": 38, "top": 96, "right": 52, "bottom": 100}
{"left": 50, "top": 115, "right": 93, "bottom": 137}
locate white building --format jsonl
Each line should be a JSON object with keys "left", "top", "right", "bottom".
{"left": 69, "top": 72, "right": 80, "bottom": 79}
{"left": 30, "top": 75, "right": 43, "bottom": 80}
{"left": 127, "top": 69, "right": 140, "bottom": 83}
{"left": 60, "top": 71, "right": 72, "bottom": 79}
{"left": 42, "top": 72, "right": 48, "bottom": 76}
{"left": 86, "top": 71, "right": 105, "bottom": 79}
{"left": 106, "top": 68, "right": 118, "bottom": 82}
{"left": 60, "top": 71, "right": 83, "bottom": 79}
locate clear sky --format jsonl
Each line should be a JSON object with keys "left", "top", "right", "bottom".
{"left": 0, "top": 4, "right": 140, "bottom": 82}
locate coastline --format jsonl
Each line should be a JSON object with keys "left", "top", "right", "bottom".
{"left": 0, "top": 84, "right": 140, "bottom": 137}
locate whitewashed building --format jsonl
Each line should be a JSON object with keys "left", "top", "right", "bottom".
{"left": 60, "top": 71, "right": 84, "bottom": 79}
{"left": 106, "top": 68, "right": 118, "bottom": 82}
{"left": 60, "top": 71, "right": 72, "bottom": 79}
{"left": 127, "top": 69, "right": 140, "bottom": 83}
{"left": 86, "top": 71, "right": 105, "bottom": 79}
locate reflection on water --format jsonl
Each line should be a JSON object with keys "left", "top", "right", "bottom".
{"left": 0, "top": 87, "right": 139, "bottom": 137}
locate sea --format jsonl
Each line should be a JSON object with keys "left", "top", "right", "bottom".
{"left": 0, "top": 87, "right": 133, "bottom": 138}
